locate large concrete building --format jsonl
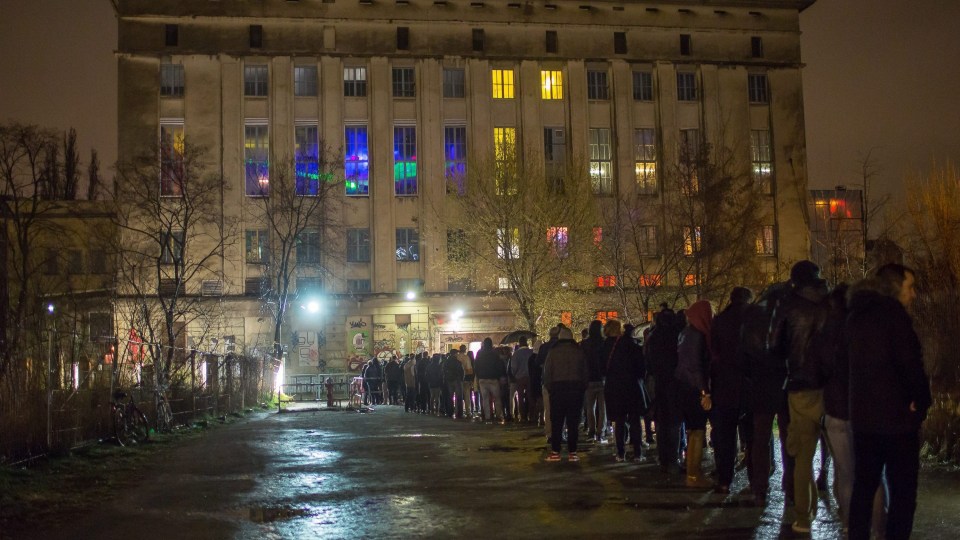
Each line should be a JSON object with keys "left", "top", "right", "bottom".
{"left": 116, "top": 0, "right": 816, "bottom": 377}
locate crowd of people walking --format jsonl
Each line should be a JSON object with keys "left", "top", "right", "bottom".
{"left": 356, "top": 260, "right": 930, "bottom": 539}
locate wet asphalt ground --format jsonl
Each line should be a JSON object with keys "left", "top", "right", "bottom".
{"left": 20, "top": 405, "right": 960, "bottom": 539}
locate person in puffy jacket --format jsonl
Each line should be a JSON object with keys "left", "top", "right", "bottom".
{"left": 542, "top": 325, "right": 588, "bottom": 462}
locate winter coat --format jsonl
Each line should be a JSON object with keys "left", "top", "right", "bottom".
{"left": 542, "top": 339, "right": 588, "bottom": 393}
{"left": 769, "top": 282, "right": 829, "bottom": 392}
{"left": 528, "top": 353, "right": 542, "bottom": 398}
{"left": 813, "top": 299, "right": 849, "bottom": 420}
{"left": 426, "top": 355, "right": 444, "bottom": 388}
{"left": 365, "top": 359, "right": 383, "bottom": 380}
{"left": 645, "top": 314, "right": 682, "bottom": 387}
{"left": 402, "top": 357, "right": 417, "bottom": 387}
{"left": 442, "top": 352, "right": 465, "bottom": 384}
{"left": 604, "top": 335, "right": 645, "bottom": 420}
{"left": 710, "top": 301, "right": 751, "bottom": 410}
{"left": 509, "top": 347, "right": 533, "bottom": 380}
{"left": 384, "top": 359, "right": 402, "bottom": 383}
{"left": 739, "top": 282, "right": 792, "bottom": 413}
{"left": 581, "top": 321, "right": 606, "bottom": 383}
{"left": 474, "top": 346, "right": 506, "bottom": 380}
{"left": 847, "top": 281, "right": 931, "bottom": 434}
{"left": 675, "top": 326, "right": 710, "bottom": 393}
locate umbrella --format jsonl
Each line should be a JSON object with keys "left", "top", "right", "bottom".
{"left": 500, "top": 329, "right": 536, "bottom": 345}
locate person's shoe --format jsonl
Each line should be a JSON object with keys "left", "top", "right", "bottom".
{"left": 790, "top": 521, "right": 811, "bottom": 534}
{"left": 588, "top": 429, "right": 597, "bottom": 439}
{"left": 546, "top": 452, "right": 562, "bottom": 462}
{"left": 615, "top": 455, "right": 625, "bottom": 462}
{"left": 632, "top": 455, "right": 646, "bottom": 463}
{"left": 568, "top": 453, "right": 580, "bottom": 462}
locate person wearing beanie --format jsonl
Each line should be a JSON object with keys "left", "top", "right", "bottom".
{"left": 675, "top": 300, "right": 715, "bottom": 488}
{"left": 542, "top": 324, "right": 588, "bottom": 462}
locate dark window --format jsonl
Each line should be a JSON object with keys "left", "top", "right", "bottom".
{"left": 347, "top": 279, "right": 372, "bottom": 293}
{"left": 546, "top": 31, "right": 558, "bottom": 53}
{"left": 472, "top": 29, "right": 485, "bottom": 52}
{"left": 396, "top": 228, "right": 420, "bottom": 261}
{"left": 344, "top": 66, "right": 367, "bottom": 97}
{"left": 244, "top": 65, "right": 269, "bottom": 97}
{"left": 443, "top": 68, "right": 465, "bottom": 98}
{"left": 444, "top": 126, "right": 467, "bottom": 192}
{"left": 632, "top": 71, "right": 652, "bottom": 101}
{"left": 748, "top": 73, "right": 768, "bottom": 103}
{"left": 392, "top": 67, "right": 415, "bottom": 97}
{"left": 165, "top": 24, "right": 179, "bottom": 47}
{"left": 297, "top": 277, "right": 323, "bottom": 293}
{"left": 397, "top": 27, "right": 410, "bottom": 51}
{"left": 249, "top": 25, "right": 263, "bottom": 48}
{"left": 67, "top": 249, "right": 83, "bottom": 274}
{"left": 244, "top": 277, "right": 263, "bottom": 296}
{"left": 160, "top": 230, "right": 185, "bottom": 264}
{"left": 680, "top": 34, "right": 692, "bottom": 56}
{"left": 677, "top": 72, "right": 697, "bottom": 101}
{"left": 297, "top": 230, "right": 321, "bottom": 264}
{"left": 751, "top": 36, "right": 764, "bottom": 58}
{"left": 447, "top": 229, "right": 467, "bottom": 263}
{"left": 543, "top": 127, "right": 566, "bottom": 192}
{"left": 160, "top": 64, "right": 185, "bottom": 97}
{"left": 88, "top": 248, "right": 107, "bottom": 274}
{"left": 586, "top": 70, "right": 609, "bottom": 100}
{"left": 294, "top": 65, "right": 318, "bottom": 96}
{"left": 347, "top": 229, "right": 371, "bottom": 262}
{"left": 614, "top": 32, "right": 627, "bottom": 54}
{"left": 88, "top": 312, "right": 113, "bottom": 342}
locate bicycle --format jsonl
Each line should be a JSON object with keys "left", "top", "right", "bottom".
{"left": 111, "top": 389, "right": 150, "bottom": 446}
{"left": 154, "top": 385, "right": 174, "bottom": 434}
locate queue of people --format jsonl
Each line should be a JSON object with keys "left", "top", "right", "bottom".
{"left": 355, "top": 260, "right": 930, "bottom": 539}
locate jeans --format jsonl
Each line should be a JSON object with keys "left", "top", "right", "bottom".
{"left": 461, "top": 380, "right": 474, "bottom": 416}
{"left": 509, "top": 377, "right": 530, "bottom": 421}
{"left": 429, "top": 387, "right": 442, "bottom": 414}
{"left": 711, "top": 406, "right": 742, "bottom": 487}
{"left": 583, "top": 382, "right": 606, "bottom": 437}
{"left": 613, "top": 411, "right": 644, "bottom": 459}
{"left": 654, "top": 379, "right": 683, "bottom": 469}
{"left": 850, "top": 430, "right": 920, "bottom": 540}
{"left": 550, "top": 386, "right": 585, "bottom": 453}
{"left": 446, "top": 382, "right": 463, "bottom": 417}
{"left": 787, "top": 389, "right": 824, "bottom": 527}
{"left": 477, "top": 379, "right": 502, "bottom": 421}
{"left": 542, "top": 386, "right": 552, "bottom": 436}
{"left": 752, "top": 405, "right": 794, "bottom": 499}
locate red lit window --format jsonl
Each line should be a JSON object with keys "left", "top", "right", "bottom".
{"left": 561, "top": 311, "right": 573, "bottom": 328}
{"left": 639, "top": 274, "right": 662, "bottom": 287}
{"left": 593, "top": 226, "right": 603, "bottom": 247}
{"left": 595, "top": 311, "right": 618, "bottom": 324}
{"left": 547, "top": 226, "right": 569, "bottom": 258}
{"left": 596, "top": 275, "right": 617, "bottom": 288}
{"left": 684, "top": 273, "right": 699, "bottom": 286}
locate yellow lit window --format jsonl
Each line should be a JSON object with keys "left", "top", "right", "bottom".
{"left": 494, "top": 127, "right": 517, "bottom": 195}
{"left": 540, "top": 70, "right": 563, "bottom": 99}
{"left": 492, "top": 69, "right": 515, "bottom": 99}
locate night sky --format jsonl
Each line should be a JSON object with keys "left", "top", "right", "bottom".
{"left": 1, "top": 0, "right": 958, "bottom": 205}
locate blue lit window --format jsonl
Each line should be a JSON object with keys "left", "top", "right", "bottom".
{"left": 444, "top": 126, "right": 466, "bottom": 194}
{"left": 344, "top": 126, "right": 369, "bottom": 196}
{"left": 394, "top": 126, "right": 417, "bottom": 196}
{"left": 295, "top": 125, "right": 319, "bottom": 196}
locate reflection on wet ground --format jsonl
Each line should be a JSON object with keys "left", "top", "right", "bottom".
{"left": 23, "top": 406, "right": 960, "bottom": 539}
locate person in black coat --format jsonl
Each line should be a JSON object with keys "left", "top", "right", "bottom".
{"left": 603, "top": 320, "right": 647, "bottom": 462}
{"left": 645, "top": 309, "right": 684, "bottom": 472}
{"left": 847, "top": 264, "right": 930, "bottom": 540}
{"left": 581, "top": 320, "right": 607, "bottom": 442}
{"left": 709, "top": 287, "right": 754, "bottom": 493}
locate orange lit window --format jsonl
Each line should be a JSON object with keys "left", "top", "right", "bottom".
{"left": 829, "top": 198, "right": 852, "bottom": 218}
{"left": 561, "top": 311, "right": 573, "bottom": 328}
{"left": 593, "top": 227, "right": 603, "bottom": 247}
{"left": 684, "top": 273, "right": 699, "bottom": 286}
{"left": 639, "top": 274, "right": 662, "bottom": 287}
{"left": 595, "top": 311, "right": 618, "bottom": 324}
{"left": 596, "top": 275, "right": 617, "bottom": 288}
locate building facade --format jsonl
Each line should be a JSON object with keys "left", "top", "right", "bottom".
{"left": 116, "top": 0, "right": 815, "bottom": 376}
{"left": 809, "top": 187, "right": 866, "bottom": 285}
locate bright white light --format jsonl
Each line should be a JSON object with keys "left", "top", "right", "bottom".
{"left": 405, "top": 291, "right": 416, "bottom": 301}
{"left": 275, "top": 361, "right": 285, "bottom": 396}
{"left": 453, "top": 309, "right": 464, "bottom": 319}
{"left": 47, "top": 303, "right": 55, "bottom": 314}
{"left": 306, "top": 301, "right": 320, "bottom": 313}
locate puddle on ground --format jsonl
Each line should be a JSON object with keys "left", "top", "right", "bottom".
{"left": 249, "top": 505, "right": 309, "bottom": 523}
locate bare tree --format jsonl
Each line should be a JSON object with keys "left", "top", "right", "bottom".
{"left": 87, "top": 149, "right": 101, "bottom": 200}
{"left": 247, "top": 144, "right": 343, "bottom": 367}
{"left": 112, "top": 138, "right": 236, "bottom": 388}
{"left": 438, "top": 141, "right": 596, "bottom": 334}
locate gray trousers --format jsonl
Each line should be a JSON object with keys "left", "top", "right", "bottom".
{"left": 824, "top": 414, "right": 887, "bottom": 535}
{"left": 583, "top": 382, "right": 606, "bottom": 436}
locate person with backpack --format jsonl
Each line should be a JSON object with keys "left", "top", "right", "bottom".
{"left": 769, "top": 263, "right": 830, "bottom": 534}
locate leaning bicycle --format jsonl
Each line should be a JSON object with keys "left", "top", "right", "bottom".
{"left": 154, "top": 385, "right": 174, "bottom": 434}
{"left": 111, "top": 389, "right": 150, "bottom": 446}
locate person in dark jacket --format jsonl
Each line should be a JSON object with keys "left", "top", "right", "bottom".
{"left": 474, "top": 337, "right": 506, "bottom": 422}
{"left": 402, "top": 354, "right": 418, "bottom": 412}
{"left": 442, "top": 348, "right": 466, "bottom": 417}
{"left": 542, "top": 325, "right": 588, "bottom": 462}
{"left": 646, "top": 309, "right": 684, "bottom": 472}
{"left": 384, "top": 355, "right": 402, "bottom": 405}
{"left": 769, "top": 262, "right": 829, "bottom": 534}
{"left": 741, "top": 279, "right": 795, "bottom": 506}
{"left": 847, "top": 264, "right": 930, "bottom": 540}
{"left": 603, "top": 320, "right": 647, "bottom": 462}
{"left": 676, "top": 300, "right": 714, "bottom": 488}
{"left": 426, "top": 354, "right": 444, "bottom": 415}
{"left": 415, "top": 352, "right": 430, "bottom": 413}
{"left": 365, "top": 357, "right": 383, "bottom": 405}
{"left": 709, "top": 286, "right": 754, "bottom": 494}
{"left": 581, "top": 320, "right": 607, "bottom": 442}
{"left": 537, "top": 325, "right": 562, "bottom": 440}
{"left": 528, "top": 352, "right": 543, "bottom": 426}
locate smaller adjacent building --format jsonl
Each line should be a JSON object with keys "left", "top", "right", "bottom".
{"left": 808, "top": 187, "right": 865, "bottom": 285}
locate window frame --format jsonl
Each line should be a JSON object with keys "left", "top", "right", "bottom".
{"left": 344, "top": 125, "right": 370, "bottom": 196}
{"left": 393, "top": 125, "right": 418, "bottom": 196}
{"left": 677, "top": 71, "right": 697, "bottom": 102}
{"left": 589, "top": 128, "right": 613, "bottom": 196}
{"left": 343, "top": 66, "right": 367, "bottom": 97}
{"left": 160, "top": 63, "right": 185, "bottom": 97}
{"left": 442, "top": 68, "right": 465, "bottom": 98}
{"left": 245, "top": 229, "right": 269, "bottom": 264}
{"left": 633, "top": 127, "right": 657, "bottom": 195}
{"left": 244, "top": 64, "right": 269, "bottom": 97}
{"left": 632, "top": 70, "right": 653, "bottom": 101}
{"left": 160, "top": 230, "right": 185, "bottom": 264}
{"left": 750, "top": 129, "right": 773, "bottom": 195}
{"left": 748, "top": 73, "right": 769, "bottom": 104}
{"left": 244, "top": 122, "right": 270, "bottom": 196}
{"left": 395, "top": 228, "right": 420, "bottom": 262}
{"left": 346, "top": 228, "right": 371, "bottom": 263}
{"left": 586, "top": 70, "right": 610, "bottom": 100}
{"left": 297, "top": 229, "right": 322, "bottom": 265}
{"left": 392, "top": 67, "right": 416, "bottom": 98}
{"left": 444, "top": 125, "right": 467, "bottom": 193}
{"left": 295, "top": 124, "right": 320, "bottom": 196}
{"left": 160, "top": 121, "right": 185, "bottom": 197}
{"left": 540, "top": 70, "right": 563, "bottom": 100}
{"left": 294, "top": 65, "right": 318, "bottom": 97}
{"left": 492, "top": 69, "right": 515, "bottom": 99}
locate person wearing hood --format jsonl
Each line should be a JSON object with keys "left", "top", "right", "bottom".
{"left": 675, "top": 299, "right": 715, "bottom": 488}
{"left": 603, "top": 320, "right": 648, "bottom": 462}
{"left": 847, "top": 264, "right": 930, "bottom": 540}
{"left": 581, "top": 320, "right": 607, "bottom": 443}
{"left": 474, "top": 337, "right": 506, "bottom": 422}
{"left": 769, "top": 261, "right": 830, "bottom": 534}
{"left": 542, "top": 325, "right": 588, "bottom": 462}
{"left": 709, "top": 287, "right": 754, "bottom": 494}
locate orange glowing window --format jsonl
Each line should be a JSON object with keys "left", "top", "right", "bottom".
{"left": 829, "top": 198, "right": 853, "bottom": 218}
{"left": 596, "top": 275, "right": 617, "bottom": 288}
{"left": 595, "top": 311, "right": 618, "bottom": 324}
{"left": 639, "top": 274, "right": 663, "bottom": 287}
{"left": 684, "top": 273, "right": 699, "bottom": 286}
{"left": 561, "top": 311, "right": 573, "bottom": 327}
{"left": 593, "top": 227, "right": 603, "bottom": 247}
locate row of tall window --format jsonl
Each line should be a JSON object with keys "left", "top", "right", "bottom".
{"left": 159, "top": 64, "right": 770, "bottom": 105}
{"left": 243, "top": 227, "right": 417, "bottom": 265}
{"left": 159, "top": 122, "right": 774, "bottom": 198}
